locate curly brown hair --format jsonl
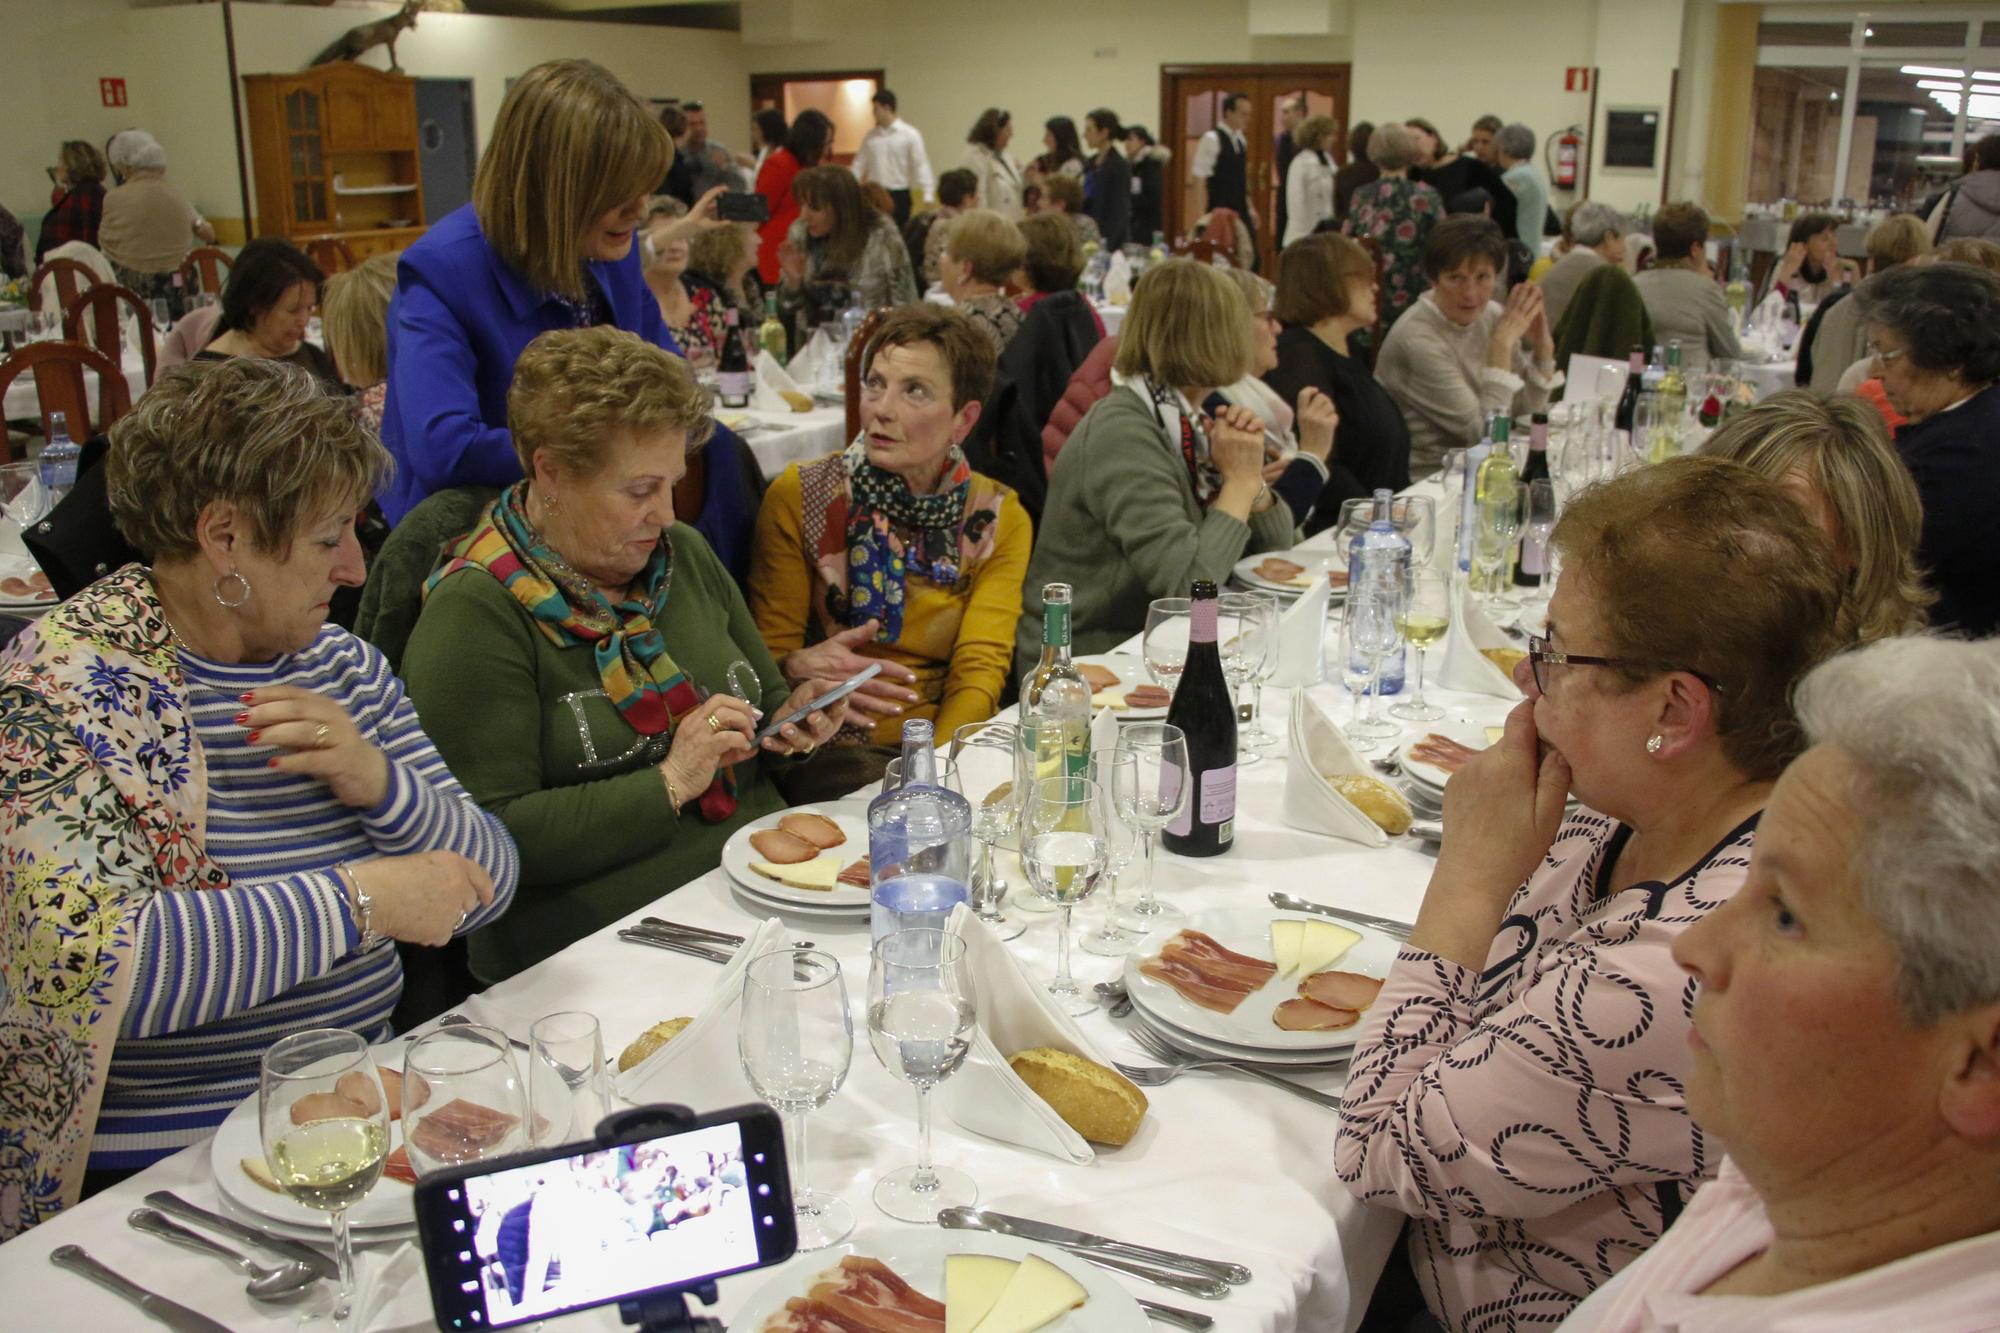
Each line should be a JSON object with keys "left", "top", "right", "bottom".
{"left": 507, "top": 326, "right": 714, "bottom": 478}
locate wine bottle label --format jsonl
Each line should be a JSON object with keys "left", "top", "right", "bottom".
{"left": 1189, "top": 596, "right": 1218, "bottom": 642}
{"left": 719, "top": 370, "right": 751, "bottom": 398}
{"left": 1044, "top": 598, "right": 1071, "bottom": 647}
{"left": 1164, "top": 764, "right": 1235, "bottom": 839}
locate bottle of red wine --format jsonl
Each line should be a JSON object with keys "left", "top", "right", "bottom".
{"left": 1161, "top": 580, "right": 1236, "bottom": 858}
{"left": 1514, "top": 413, "right": 1550, "bottom": 589}
{"left": 1613, "top": 344, "right": 1644, "bottom": 434}
{"left": 718, "top": 307, "right": 752, "bottom": 409}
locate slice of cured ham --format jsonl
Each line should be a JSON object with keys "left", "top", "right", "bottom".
{"left": 381, "top": 1145, "right": 417, "bottom": 1185}
{"left": 1273, "top": 997, "right": 1361, "bottom": 1031}
{"left": 762, "top": 1256, "right": 946, "bottom": 1332}
{"left": 1297, "top": 970, "right": 1384, "bottom": 1011}
{"left": 405, "top": 1097, "right": 520, "bottom": 1163}
{"left": 1409, "top": 733, "right": 1481, "bottom": 774}
{"left": 1164, "top": 930, "right": 1278, "bottom": 990}
{"left": 837, "top": 858, "right": 871, "bottom": 888}
{"left": 1140, "top": 954, "right": 1254, "bottom": 1014}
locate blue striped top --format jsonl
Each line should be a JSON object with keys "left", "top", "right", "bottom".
{"left": 91, "top": 627, "right": 520, "bottom": 1170}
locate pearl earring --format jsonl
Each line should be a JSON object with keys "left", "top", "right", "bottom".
{"left": 1646, "top": 735, "right": 1663, "bottom": 755}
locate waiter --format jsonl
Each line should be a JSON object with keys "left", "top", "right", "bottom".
{"left": 1191, "top": 91, "right": 1257, "bottom": 260}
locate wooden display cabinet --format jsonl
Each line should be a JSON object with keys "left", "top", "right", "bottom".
{"left": 243, "top": 63, "right": 426, "bottom": 271}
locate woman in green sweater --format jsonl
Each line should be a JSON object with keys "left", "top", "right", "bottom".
{"left": 403, "top": 327, "right": 846, "bottom": 980}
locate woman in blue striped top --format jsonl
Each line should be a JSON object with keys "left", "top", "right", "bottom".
{"left": 0, "top": 357, "right": 519, "bottom": 1237}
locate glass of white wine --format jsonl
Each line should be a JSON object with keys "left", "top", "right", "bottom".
{"left": 1022, "top": 773, "right": 1109, "bottom": 1013}
{"left": 1390, "top": 569, "right": 1451, "bottom": 722}
{"left": 259, "top": 1029, "right": 389, "bottom": 1332}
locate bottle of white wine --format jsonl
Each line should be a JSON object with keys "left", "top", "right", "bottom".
{"left": 1161, "top": 580, "right": 1236, "bottom": 858}
{"left": 1022, "top": 582, "right": 1091, "bottom": 778}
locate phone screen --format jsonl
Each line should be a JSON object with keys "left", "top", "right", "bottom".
{"left": 754, "top": 663, "right": 881, "bottom": 742}
{"left": 416, "top": 1106, "right": 794, "bottom": 1330}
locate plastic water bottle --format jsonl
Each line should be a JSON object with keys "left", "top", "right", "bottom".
{"left": 867, "top": 720, "right": 972, "bottom": 942}
{"left": 1347, "top": 488, "right": 1410, "bottom": 694}
{"left": 38, "top": 411, "right": 80, "bottom": 502}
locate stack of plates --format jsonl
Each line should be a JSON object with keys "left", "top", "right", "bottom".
{"left": 0, "top": 554, "right": 56, "bottom": 615}
{"left": 720, "top": 799, "right": 872, "bottom": 921}
{"left": 1232, "top": 548, "right": 1349, "bottom": 601}
{"left": 208, "top": 1070, "right": 417, "bottom": 1244}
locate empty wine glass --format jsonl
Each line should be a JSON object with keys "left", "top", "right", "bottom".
{"left": 1389, "top": 568, "right": 1451, "bottom": 722}
{"left": 1473, "top": 481, "right": 1522, "bottom": 615}
{"left": 880, "top": 753, "right": 961, "bottom": 796}
{"left": 260, "top": 1029, "right": 389, "bottom": 1331}
{"left": 950, "top": 720, "right": 1025, "bottom": 941}
{"left": 1082, "top": 749, "right": 1139, "bottom": 956}
{"left": 1022, "top": 774, "right": 1108, "bottom": 1013}
{"left": 740, "top": 948, "right": 854, "bottom": 1250}
{"left": 402, "top": 1023, "right": 530, "bottom": 1178}
{"left": 1397, "top": 496, "right": 1438, "bottom": 570}
{"left": 867, "top": 929, "right": 978, "bottom": 1222}
{"left": 1521, "top": 478, "right": 1558, "bottom": 600}
{"left": 1342, "top": 585, "right": 1401, "bottom": 750}
{"left": 1141, "top": 598, "right": 1191, "bottom": 690}
{"left": 1113, "top": 722, "right": 1190, "bottom": 933}
{"left": 1218, "top": 592, "right": 1278, "bottom": 761}
{"left": 526, "top": 1011, "right": 610, "bottom": 1148}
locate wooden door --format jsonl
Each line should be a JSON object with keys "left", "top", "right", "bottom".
{"left": 279, "top": 82, "right": 331, "bottom": 231}
{"left": 1161, "top": 64, "right": 1350, "bottom": 276}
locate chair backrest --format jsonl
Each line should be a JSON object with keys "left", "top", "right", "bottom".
{"left": 842, "top": 308, "right": 890, "bottom": 441}
{"left": 303, "top": 236, "right": 358, "bottom": 275}
{"left": 179, "top": 246, "right": 235, "bottom": 297}
{"left": 62, "top": 283, "right": 158, "bottom": 389}
{"left": 27, "top": 257, "right": 99, "bottom": 314}
{"left": 0, "top": 341, "right": 134, "bottom": 457}
{"left": 1170, "top": 237, "right": 1220, "bottom": 264}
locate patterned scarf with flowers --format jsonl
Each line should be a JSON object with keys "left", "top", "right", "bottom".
{"left": 1131, "top": 373, "right": 1222, "bottom": 507}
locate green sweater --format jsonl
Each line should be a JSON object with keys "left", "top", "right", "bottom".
{"left": 402, "top": 526, "right": 792, "bottom": 981}
{"left": 1015, "top": 384, "right": 1296, "bottom": 678}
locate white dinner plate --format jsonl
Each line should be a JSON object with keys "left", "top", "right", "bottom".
{"left": 1396, "top": 718, "right": 1504, "bottom": 791}
{"left": 1073, "top": 652, "right": 1168, "bottom": 722}
{"left": 720, "top": 800, "right": 871, "bottom": 909}
{"left": 729, "top": 1226, "right": 1149, "bottom": 1332}
{"left": 0, "top": 554, "right": 56, "bottom": 611}
{"left": 1123, "top": 908, "right": 1398, "bottom": 1054}
{"left": 209, "top": 1067, "right": 419, "bottom": 1234}
{"left": 726, "top": 878, "right": 871, "bottom": 922}
{"left": 1232, "top": 548, "right": 1350, "bottom": 599}
{"left": 1126, "top": 1007, "right": 1360, "bottom": 1068}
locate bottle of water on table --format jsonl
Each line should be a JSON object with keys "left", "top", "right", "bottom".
{"left": 868, "top": 719, "right": 972, "bottom": 942}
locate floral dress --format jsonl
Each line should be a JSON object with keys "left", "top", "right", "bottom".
{"left": 1345, "top": 177, "right": 1445, "bottom": 330}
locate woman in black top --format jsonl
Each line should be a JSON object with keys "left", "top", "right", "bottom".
{"left": 195, "top": 237, "right": 343, "bottom": 387}
{"left": 1263, "top": 232, "right": 1411, "bottom": 533}
{"left": 1082, "top": 108, "right": 1132, "bottom": 251}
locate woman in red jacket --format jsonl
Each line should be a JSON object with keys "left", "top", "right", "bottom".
{"left": 755, "top": 109, "right": 833, "bottom": 286}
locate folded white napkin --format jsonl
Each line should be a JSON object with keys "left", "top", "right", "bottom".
{"left": 1562, "top": 352, "right": 1626, "bottom": 406}
{"left": 941, "top": 904, "right": 1101, "bottom": 1164}
{"left": 1436, "top": 580, "right": 1523, "bottom": 697}
{"left": 0, "top": 474, "right": 51, "bottom": 558}
{"left": 785, "top": 328, "right": 836, "bottom": 385}
{"left": 352, "top": 1241, "right": 434, "bottom": 1332}
{"left": 1089, "top": 704, "right": 1120, "bottom": 756}
{"left": 1270, "top": 576, "right": 1331, "bottom": 688}
{"left": 1103, "top": 252, "right": 1133, "bottom": 305}
{"left": 1281, "top": 688, "right": 1390, "bottom": 847}
{"left": 752, "top": 350, "right": 809, "bottom": 413}
{"left": 614, "top": 916, "right": 788, "bottom": 1109}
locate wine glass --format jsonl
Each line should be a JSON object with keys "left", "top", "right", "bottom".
{"left": 1396, "top": 495, "right": 1438, "bottom": 570}
{"left": 1473, "top": 480, "right": 1522, "bottom": 615}
{"left": 950, "top": 720, "right": 1025, "bottom": 941}
{"left": 1141, "top": 598, "right": 1191, "bottom": 691}
{"left": 880, "top": 754, "right": 961, "bottom": 796}
{"left": 402, "top": 1023, "right": 530, "bottom": 1177}
{"left": 1342, "top": 584, "right": 1401, "bottom": 750}
{"left": 1113, "top": 722, "right": 1190, "bottom": 933}
{"left": 1521, "top": 478, "right": 1559, "bottom": 600}
{"left": 740, "top": 948, "right": 854, "bottom": 1250}
{"left": 1082, "top": 749, "right": 1139, "bottom": 956}
{"left": 260, "top": 1029, "right": 389, "bottom": 1331}
{"left": 526, "top": 1011, "right": 611, "bottom": 1148}
{"left": 1218, "top": 592, "right": 1278, "bottom": 760}
{"left": 147, "top": 298, "right": 170, "bottom": 332}
{"left": 1389, "top": 568, "right": 1451, "bottom": 722}
{"left": 1021, "top": 774, "right": 1108, "bottom": 1013}
{"left": 867, "top": 929, "right": 978, "bottom": 1222}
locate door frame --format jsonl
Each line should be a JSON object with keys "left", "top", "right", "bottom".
{"left": 749, "top": 69, "right": 887, "bottom": 168}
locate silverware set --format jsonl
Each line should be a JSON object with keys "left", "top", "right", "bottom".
{"left": 1114, "top": 1023, "right": 1347, "bottom": 1112}
{"left": 617, "top": 916, "right": 805, "bottom": 963}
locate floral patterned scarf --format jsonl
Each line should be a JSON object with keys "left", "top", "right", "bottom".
{"left": 0, "top": 565, "right": 229, "bottom": 1237}
{"left": 1134, "top": 374, "right": 1221, "bottom": 506}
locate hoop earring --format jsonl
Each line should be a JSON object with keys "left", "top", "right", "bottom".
{"left": 1646, "top": 735, "right": 1663, "bottom": 755}
{"left": 213, "top": 570, "right": 252, "bottom": 609}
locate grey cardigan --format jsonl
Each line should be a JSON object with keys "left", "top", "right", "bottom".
{"left": 1014, "top": 382, "right": 1295, "bottom": 680}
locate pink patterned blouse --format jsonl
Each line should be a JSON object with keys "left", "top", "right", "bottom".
{"left": 1336, "top": 809, "right": 1759, "bottom": 1332}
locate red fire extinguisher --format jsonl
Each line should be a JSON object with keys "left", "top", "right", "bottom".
{"left": 1554, "top": 131, "right": 1582, "bottom": 190}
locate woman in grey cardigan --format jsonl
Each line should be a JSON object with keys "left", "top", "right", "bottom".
{"left": 1015, "top": 259, "right": 1295, "bottom": 678}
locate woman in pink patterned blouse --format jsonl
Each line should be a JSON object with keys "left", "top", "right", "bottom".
{"left": 1337, "top": 458, "right": 1851, "bottom": 1332}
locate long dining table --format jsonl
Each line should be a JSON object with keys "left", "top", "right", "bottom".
{"left": 0, "top": 521, "right": 1516, "bottom": 1332}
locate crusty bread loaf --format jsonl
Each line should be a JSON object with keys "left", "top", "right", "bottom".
{"left": 1007, "top": 1047, "right": 1148, "bottom": 1146}
{"left": 1329, "top": 774, "right": 1413, "bottom": 835}
{"left": 617, "top": 1017, "right": 694, "bottom": 1072}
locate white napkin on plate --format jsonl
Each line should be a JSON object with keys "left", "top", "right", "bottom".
{"left": 941, "top": 904, "right": 1100, "bottom": 1164}
{"left": 1103, "top": 252, "right": 1133, "bottom": 305}
{"left": 786, "top": 328, "right": 836, "bottom": 384}
{"left": 351, "top": 1242, "right": 434, "bottom": 1332}
{"left": 614, "top": 916, "right": 787, "bottom": 1109}
{"left": 752, "top": 349, "right": 809, "bottom": 413}
{"left": 1281, "top": 689, "right": 1391, "bottom": 847}
{"left": 1437, "top": 581, "right": 1523, "bottom": 697}
{"left": 1270, "top": 576, "right": 1330, "bottom": 688}
{"left": 1089, "top": 704, "right": 1120, "bottom": 755}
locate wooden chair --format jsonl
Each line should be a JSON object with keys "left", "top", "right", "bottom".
{"left": 63, "top": 284, "right": 158, "bottom": 390}
{"left": 1170, "top": 237, "right": 1221, "bottom": 264}
{"left": 841, "top": 308, "right": 889, "bottom": 442}
{"left": 303, "top": 236, "right": 358, "bottom": 274}
{"left": 27, "top": 257, "right": 100, "bottom": 314}
{"left": 0, "top": 342, "right": 133, "bottom": 460}
{"left": 178, "top": 246, "right": 235, "bottom": 297}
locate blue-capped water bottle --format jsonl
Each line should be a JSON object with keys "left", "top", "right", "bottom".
{"left": 1347, "top": 488, "right": 1410, "bottom": 694}
{"left": 37, "top": 411, "right": 80, "bottom": 503}
{"left": 867, "top": 719, "right": 972, "bottom": 942}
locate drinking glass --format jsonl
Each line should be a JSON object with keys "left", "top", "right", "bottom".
{"left": 740, "top": 948, "right": 854, "bottom": 1250}
{"left": 1473, "top": 482, "right": 1522, "bottom": 615}
{"left": 950, "top": 721, "right": 1026, "bottom": 940}
{"left": 1521, "top": 478, "right": 1559, "bottom": 599}
{"left": 1113, "top": 722, "right": 1189, "bottom": 933}
{"left": 1389, "top": 568, "right": 1451, "bottom": 722}
{"left": 1218, "top": 592, "right": 1279, "bottom": 759}
{"left": 880, "top": 754, "right": 961, "bottom": 796}
{"left": 260, "top": 1029, "right": 389, "bottom": 1331}
{"left": 402, "top": 1023, "right": 530, "bottom": 1177}
{"left": 1342, "top": 585, "right": 1401, "bottom": 750}
{"left": 1082, "top": 748, "right": 1139, "bottom": 956}
{"left": 147, "top": 298, "right": 170, "bottom": 332}
{"left": 1398, "top": 496, "right": 1439, "bottom": 570}
{"left": 867, "top": 929, "right": 978, "bottom": 1222}
{"left": 1021, "top": 774, "right": 1108, "bottom": 1014}
{"left": 1141, "top": 598, "right": 1191, "bottom": 690}
{"left": 526, "top": 1011, "right": 610, "bottom": 1148}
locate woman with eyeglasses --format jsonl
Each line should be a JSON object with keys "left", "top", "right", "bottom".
{"left": 1336, "top": 457, "right": 1851, "bottom": 1333}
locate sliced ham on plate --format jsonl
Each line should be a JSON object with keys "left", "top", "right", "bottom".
{"left": 1273, "top": 997, "right": 1362, "bottom": 1031}
{"left": 1409, "top": 733, "right": 1482, "bottom": 775}
{"left": 405, "top": 1097, "right": 521, "bottom": 1163}
{"left": 1297, "top": 970, "right": 1384, "bottom": 1011}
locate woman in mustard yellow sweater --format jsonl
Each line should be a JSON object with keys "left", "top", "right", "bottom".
{"left": 750, "top": 305, "right": 1031, "bottom": 796}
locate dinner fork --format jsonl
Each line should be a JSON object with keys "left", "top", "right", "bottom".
{"left": 1114, "top": 1026, "right": 1346, "bottom": 1110}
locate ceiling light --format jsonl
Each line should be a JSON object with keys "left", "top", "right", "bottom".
{"left": 1864, "top": 26, "right": 1875, "bottom": 38}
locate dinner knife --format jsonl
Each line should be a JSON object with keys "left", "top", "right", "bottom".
{"left": 639, "top": 916, "right": 748, "bottom": 947}
{"left": 49, "top": 1244, "right": 234, "bottom": 1333}
{"left": 937, "top": 1206, "right": 1251, "bottom": 1286}
{"left": 1136, "top": 1298, "right": 1217, "bottom": 1331}
{"left": 618, "top": 928, "right": 734, "bottom": 964}
{"left": 1267, "top": 892, "right": 1413, "bottom": 939}
{"left": 935, "top": 1216, "right": 1229, "bottom": 1300}
{"left": 143, "top": 1191, "right": 339, "bottom": 1281}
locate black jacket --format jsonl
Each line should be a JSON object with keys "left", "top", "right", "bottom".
{"left": 1085, "top": 149, "right": 1132, "bottom": 252}
{"left": 1129, "top": 151, "right": 1168, "bottom": 245}
{"left": 1417, "top": 155, "right": 1518, "bottom": 241}
{"left": 1897, "top": 381, "right": 2000, "bottom": 637}
{"left": 1262, "top": 325, "right": 1412, "bottom": 535}
{"left": 21, "top": 435, "right": 139, "bottom": 601}
{"left": 962, "top": 291, "right": 1104, "bottom": 529}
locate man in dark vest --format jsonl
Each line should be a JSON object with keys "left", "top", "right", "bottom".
{"left": 1193, "top": 91, "right": 1256, "bottom": 258}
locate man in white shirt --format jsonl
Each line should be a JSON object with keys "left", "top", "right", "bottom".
{"left": 1191, "top": 91, "right": 1258, "bottom": 251}
{"left": 853, "top": 89, "right": 934, "bottom": 227}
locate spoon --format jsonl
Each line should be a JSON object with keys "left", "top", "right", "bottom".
{"left": 1094, "top": 979, "right": 1133, "bottom": 1018}
{"left": 127, "top": 1208, "right": 320, "bottom": 1302}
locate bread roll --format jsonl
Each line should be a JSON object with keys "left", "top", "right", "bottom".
{"left": 1480, "top": 646, "right": 1527, "bottom": 678}
{"left": 1329, "top": 774, "right": 1413, "bottom": 835}
{"left": 617, "top": 1017, "right": 694, "bottom": 1072}
{"left": 779, "top": 389, "right": 813, "bottom": 412}
{"left": 1007, "top": 1047, "right": 1147, "bottom": 1146}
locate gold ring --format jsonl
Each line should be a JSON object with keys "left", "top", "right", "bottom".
{"left": 707, "top": 714, "right": 723, "bottom": 735}
{"left": 313, "top": 722, "right": 332, "bottom": 749}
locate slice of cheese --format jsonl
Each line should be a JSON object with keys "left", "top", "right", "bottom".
{"left": 1295, "top": 919, "right": 1363, "bottom": 977}
{"left": 946, "top": 1254, "right": 1019, "bottom": 1333}
{"left": 1271, "top": 919, "right": 1306, "bottom": 977}
{"left": 970, "top": 1254, "right": 1088, "bottom": 1333}
{"left": 1089, "top": 690, "right": 1127, "bottom": 711}
{"left": 1485, "top": 726, "right": 1506, "bottom": 746}
{"left": 749, "top": 857, "right": 842, "bottom": 891}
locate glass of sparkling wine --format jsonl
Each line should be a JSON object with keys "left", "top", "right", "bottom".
{"left": 1390, "top": 568, "right": 1451, "bottom": 722}
{"left": 259, "top": 1029, "right": 389, "bottom": 1331}
{"left": 867, "top": 929, "right": 978, "bottom": 1223}
{"left": 740, "top": 948, "right": 854, "bottom": 1250}
{"left": 1022, "top": 774, "right": 1109, "bottom": 1014}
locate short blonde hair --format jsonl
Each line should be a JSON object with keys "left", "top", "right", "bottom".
{"left": 1294, "top": 115, "right": 1337, "bottom": 154}
{"left": 687, "top": 222, "right": 756, "bottom": 284}
{"left": 1866, "top": 213, "right": 1930, "bottom": 269}
{"left": 1698, "top": 389, "right": 1932, "bottom": 642}
{"left": 107, "top": 358, "right": 389, "bottom": 560}
{"left": 1113, "top": 259, "right": 1256, "bottom": 388}
{"left": 507, "top": 326, "right": 714, "bottom": 478}
{"left": 473, "top": 60, "right": 674, "bottom": 301}
{"left": 1017, "top": 212, "right": 1083, "bottom": 293}
{"left": 941, "top": 209, "right": 1026, "bottom": 286}
{"left": 319, "top": 251, "right": 400, "bottom": 387}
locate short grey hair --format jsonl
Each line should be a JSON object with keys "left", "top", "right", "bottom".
{"left": 1496, "top": 123, "right": 1536, "bottom": 162}
{"left": 107, "top": 129, "right": 167, "bottom": 172}
{"left": 1793, "top": 636, "right": 2000, "bottom": 1024}
{"left": 1570, "top": 202, "right": 1626, "bottom": 247}
{"left": 1368, "top": 122, "right": 1423, "bottom": 172}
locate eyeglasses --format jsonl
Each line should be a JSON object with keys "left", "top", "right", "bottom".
{"left": 1865, "top": 342, "right": 1908, "bottom": 366}
{"left": 1526, "top": 634, "right": 1723, "bottom": 695}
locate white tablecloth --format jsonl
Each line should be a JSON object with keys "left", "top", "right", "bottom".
{"left": 732, "top": 404, "right": 847, "bottom": 480}
{"left": 1740, "top": 358, "right": 1798, "bottom": 402}
{"left": 2, "top": 342, "right": 148, "bottom": 423}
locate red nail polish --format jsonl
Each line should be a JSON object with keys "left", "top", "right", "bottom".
{"left": 240, "top": 692, "right": 254, "bottom": 704}
{"left": 235, "top": 712, "right": 250, "bottom": 725}
{"left": 266, "top": 757, "right": 280, "bottom": 768}
{"left": 246, "top": 730, "right": 261, "bottom": 743}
